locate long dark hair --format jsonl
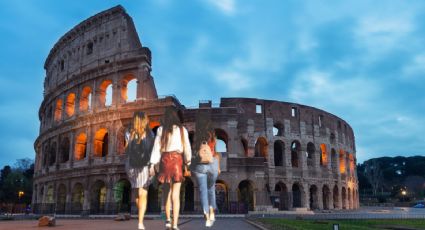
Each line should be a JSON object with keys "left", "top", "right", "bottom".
{"left": 160, "top": 107, "right": 183, "bottom": 150}
{"left": 194, "top": 111, "right": 215, "bottom": 151}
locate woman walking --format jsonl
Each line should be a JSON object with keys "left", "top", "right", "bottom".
{"left": 191, "top": 112, "right": 221, "bottom": 227}
{"left": 149, "top": 107, "right": 191, "bottom": 230}
{"left": 125, "top": 111, "right": 155, "bottom": 230}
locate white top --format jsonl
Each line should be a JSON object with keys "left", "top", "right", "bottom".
{"left": 149, "top": 125, "right": 192, "bottom": 165}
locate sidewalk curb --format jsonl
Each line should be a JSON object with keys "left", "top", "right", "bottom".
{"left": 244, "top": 219, "right": 269, "bottom": 230}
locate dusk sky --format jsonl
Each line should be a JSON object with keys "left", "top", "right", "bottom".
{"left": 0, "top": 0, "right": 424, "bottom": 168}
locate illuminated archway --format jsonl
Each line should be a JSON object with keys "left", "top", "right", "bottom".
{"left": 320, "top": 144, "right": 328, "bottom": 166}
{"left": 54, "top": 99, "right": 63, "bottom": 121}
{"left": 79, "top": 86, "right": 92, "bottom": 112}
{"left": 255, "top": 137, "right": 268, "bottom": 159}
{"left": 94, "top": 128, "right": 108, "bottom": 157}
{"left": 74, "top": 133, "right": 87, "bottom": 160}
{"left": 98, "top": 80, "right": 113, "bottom": 107}
{"left": 339, "top": 149, "right": 346, "bottom": 173}
{"left": 121, "top": 75, "right": 137, "bottom": 103}
{"left": 65, "top": 93, "right": 76, "bottom": 117}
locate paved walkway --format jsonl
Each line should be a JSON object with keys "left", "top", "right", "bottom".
{"left": 0, "top": 218, "right": 259, "bottom": 230}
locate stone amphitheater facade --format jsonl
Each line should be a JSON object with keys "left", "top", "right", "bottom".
{"left": 33, "top": 5, "right": 359, "bottom": 215}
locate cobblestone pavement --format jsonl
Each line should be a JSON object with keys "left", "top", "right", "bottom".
{"left": 0, "top": 218, "right": 259, "bottom": 230}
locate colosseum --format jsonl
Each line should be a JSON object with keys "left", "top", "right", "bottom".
{"left": 33, "top": 5, "right": 359, "bottom": 215}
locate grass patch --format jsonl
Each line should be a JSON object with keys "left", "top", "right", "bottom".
{"left": 257, "top": 218, "right": 425, "bottom": 230}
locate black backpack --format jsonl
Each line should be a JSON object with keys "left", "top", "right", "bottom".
{"left": 126, "top": 130, "right": 154, "bottom": 168}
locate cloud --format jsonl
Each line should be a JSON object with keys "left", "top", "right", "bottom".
{"left": 206, "top": 0, "right": 236, "bottom": 15}
{"left": 402, "top": 54, "right": 425, "bottom": 78}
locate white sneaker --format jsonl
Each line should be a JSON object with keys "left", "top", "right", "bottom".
{"left": 138, "top": 223, "right": 145, "bottom": 230}
{"left": 205, "top": 219, "right": 212, "bottom": 227}
{"left": 165, "top": 219, "right": 172, "bottom": 229}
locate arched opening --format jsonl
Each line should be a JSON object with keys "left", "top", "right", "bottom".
{"left": 46, "top": 185, "right": 54, "bottom": 204}
{"left": 121, "top": 76, "right": 138, "bottom": 103}
{"left": 90, "top": 180, "right": 107, "bottom": 214}
{"left": 74, "top": 133, "right": 87, "bottom": 160}
{"left": 56, "top": 184, "right": 66, "bottom": 214}
{"left": 147, "top": 184, "right": 161, "bottom": 213}
{"left": 339, "top": 149, "right": 346, "bottom": 174}
{"left": 291, "top": 141, "right": 301, "bottom": 168}
{"left": 273, "top": 122, "right": 284, "bottom": 136}
{"left": 292, "top": 183, "right": 303, "bottom": 208}
{"left": 65, "top": 93, "right": 76, "bottom": 117}
{"left": 348, "top": 187, "right": 352, "bottom": 209}
{"left": 54, "top": 99, "right": 63, "bottom": 122}
{"left": 320, "top": 144, "right": 328, "bottom": 166}
{"left": 274, "top": 182, "right": 289, "bottom": 210}
{"left": 349, "top": 154, "right": 355, "bottom": 174}
{"left": 79, "top": 86, "right": 92, "bottom": 112}
{"left": 274, "top": 140, "right": 284, "bottom": 166}
{"left": 322, "top": 185, "right": 331, "bottom": 210}
{"left": 60, "top": 137, "right": 70, "bottom": 163}
{"left": 306, "top": 142, "right": 315, "bottom": 167}
{"left": 309, "top": 185, "right": 319, "bottom": 210}
{"left": 241, "top": 137, "right": 248, "bottom": 156}
{"left": 114, "top": 179, "right": 131, "bottom": 213}
{"left": 238, "top": 180, "right": 255, "bottom": 212}
{"left": 341, "top": 187, "right": 347, "bottom": 209}
{"left": 331, "top": 148, "right": 337, "bottom": 173}
{"left": 71, "top": 183, "right": 84, "bottom": 214}
{"left": 255, "top": 137, "right": 268, "bottom": 160}
{"left": 99, "top": 80, "right": 113, "bottom": 107}
{"left": 215, "top": 128, "right": 228, "bottom": 153}
{"left": 49, "top": 143, "right": 56, "bottom": 166}
{"left": 94, "top": 128, "right": 108, "bottom": 157}
{"left": 180, "top": 177, "right": 194, "bottom": 212}
{"left": 43, "top": 145, "right": 49, "bottom": 168}
{"left": 216, "top": 180, "right": 229, "bottom": 213}
{"left": 333, "top": 185, "right": 339, "bottom": 209}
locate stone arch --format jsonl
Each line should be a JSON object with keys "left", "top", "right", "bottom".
{"left": 46, "top": 185, "right": 54, "bottom": 204}
{"left": 238, "top": 180, "right": 255, "bottom": 212}
{"left": 60, "top": 136, "right": 70, "bottom": 163}
{"left": 255, "top": 137, "right": 268, "bottom": 159}
{"left": 65, "top": 92, "right": 76, "bottom": 117}
{"left": 114, "top": 179, "right": 131, "bottom": 213}
{"left": 71, "top": 183, "right": 84, "bottom": 213}
{"left": 348, "top": 187, "right": 352, "bottom": 209}
{"left": 306, "top": 142, "right": 315, "bottom": 167}
{"left": 331, "top": 148, "right": 337, "bottom": 173}
{"left": 274, "top": 182, "right": 289, "bottom": 210}
{"left": 241, "top": 137, "right": 248, "bottom": 156}
{"left": 274, "top": 140, "right": 285, "bottom": 167}
{"left": 339, "top": 149, "right": 346, "bottom": 174}
{"left": 79, "top": 86, "right": 92, "bottom": 112}
{"left": 320, "top": 144, "right": 328, "bottom": 166}
{"left": 74, "top": 133, "right": 87, "bottom": 160}
{"left": 48, "top": 142, "right": 56, "bottom": 166}
{"left": 215, "top": 128, "right": 229, "bottom": 153}
{"left": 116, "top": 126, "right": 128, "bottom": 155}
{"left": 309, "top": 184, "right": 319, "bottom": 210}
{"left": 180, "top": 177, "right": 194, "bottom": 212}
{"left": 98, "top": 79, "right": 113, "bottom": 107}
{"left": 273, "top": 122, "right": 284, "bottom": 136}
{"left": 292, "top": 182, "right": 305, "bottom": 208}
{"left": 90, "top": 180, "right": 107, "bottom": 214}
{"left": 333, "top": 185, "right": 339, "bottom": 209}
{"left": 94, "top": 128, "right": 108, "bottom": 157}
{"left": 56, "top": 184, "right": 67, "bottom": 213}
{"left": 341, "top": 187, "right": 347, "bottom": 209}
{"left": 216, "top": 180, "right": 229, "bottom": 213}
{"left": 322, "top": 185, "right": 331, "bottom": 210}
{"left": 54, "top": 99, "right": 63, "bottom": 122}
{"left": 121, "top": 74, "right": 138, "bottom": 103}
{"left": 291, "top": 140, "right": 301, "bottom": 168}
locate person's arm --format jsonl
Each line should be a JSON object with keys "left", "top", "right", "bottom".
{"left": 149, "top": 126, "right": 162, "bottom": 165}
{"left": 183, "top": 127, "right": 192, "bottom": 166}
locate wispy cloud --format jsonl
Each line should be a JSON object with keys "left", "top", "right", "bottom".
{"left": 206, "top": 0, "right": 236, "bottom": 15}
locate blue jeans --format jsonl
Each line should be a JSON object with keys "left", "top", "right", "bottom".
{"left": 193, "top": 158, "right": 219, "bottom": 215}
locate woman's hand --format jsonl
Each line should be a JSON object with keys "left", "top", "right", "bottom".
{"left": 149, "top": 164, "right": 156, "bottom": 177}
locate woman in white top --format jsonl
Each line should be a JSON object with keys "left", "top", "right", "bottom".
{"left": 149, "top": 107, "right": 191, "bottom": 230}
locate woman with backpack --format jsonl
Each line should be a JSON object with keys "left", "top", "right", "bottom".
{"left": 191, "top": 112, "right": 221, "bottom": 228}
{"left": 149, "top": 107, "right": 191, "bottom": 230}
{"left": 125, "top": 111, "right": 155, "bottom": 230}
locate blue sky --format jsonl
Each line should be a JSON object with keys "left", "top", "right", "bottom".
{"left": 0, "top": 0, "right": 424, "bottom": 168}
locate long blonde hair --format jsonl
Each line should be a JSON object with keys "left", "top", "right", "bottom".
{"left": 129, "top": 111, "right": 149, "bottom": 144}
